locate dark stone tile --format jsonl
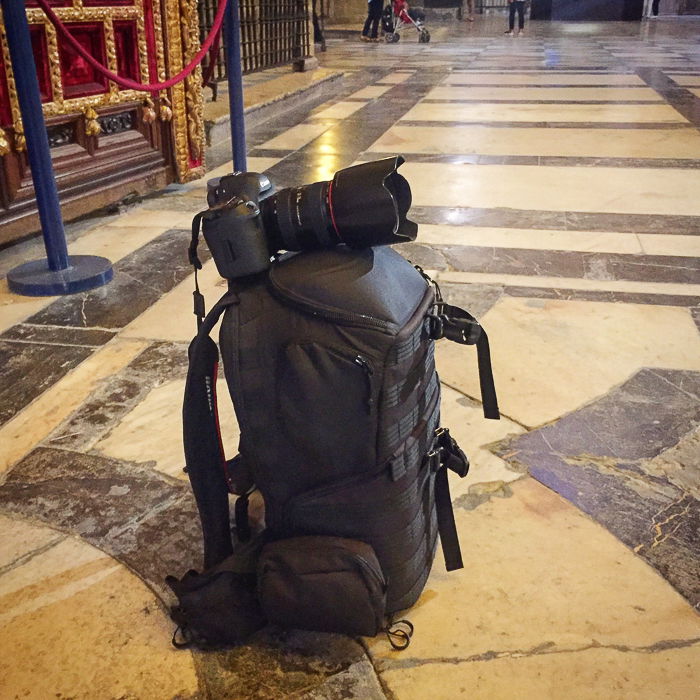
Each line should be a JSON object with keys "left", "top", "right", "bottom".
{"left": 25, "top": 229, "right": 196, "bottom": 330}
{"left": 438, "top": 282, "right": 504, "bottom": 319}
{"left": 46, "top": 375, "right": 151, "bottom": 451}
{"left": 691, "top": 306, "right": 700, "bottom": 333}
{"left": 0, "top": 324, "right": 115, "bottom": 347}
{"left": 636, "top": 68, "right": 700, "bottom": 128}
{"left": 503, "top": 285, "right": 700, "bottom": 308}
{"left": 439, "top": 245, "right": 700, "bottom": 284}
{"left": 0, "top": 447, "right": 193, "bottom": 596}
{"left": 0, "top": 447, "right": 181, "bottom": 536}
{"left": 0, "top": 341, "right": 94, "bottom": 426}
{"left": 127, "top": 340, "right": 190, "bottom": 377}
{"left": 393, "top": 242, "right": 449, "bottom": 271}
{"left": 539, "top": 156, "right": 700, "bottom": 169}
{"left": 564, "top": 211, "right": 700, "bottom": 235}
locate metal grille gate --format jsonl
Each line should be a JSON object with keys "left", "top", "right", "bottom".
{"left": 198, "top": 0, "right": 310, "bottom": 80}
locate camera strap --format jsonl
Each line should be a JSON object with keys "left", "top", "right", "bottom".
{"left": 189, "top": 209, "right": 209, "bottom": 329}
{"left": 183, "top": 290, "right": 240, "bottom": 568}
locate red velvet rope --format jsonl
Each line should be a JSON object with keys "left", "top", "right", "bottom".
{"left": 34, "top": 0, "right": 228, "bottom": 93}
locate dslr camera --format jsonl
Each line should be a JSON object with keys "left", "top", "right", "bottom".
{"left": 200, "top": 156, "right": 417, "bottom": 280}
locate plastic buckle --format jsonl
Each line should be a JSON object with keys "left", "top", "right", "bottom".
{"left": 427, "top": 313, "right": 444, "bottom": 340}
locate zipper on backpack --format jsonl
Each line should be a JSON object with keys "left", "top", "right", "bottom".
{"left": 269, "top": 282, "right": 391, "bottom": 331}
{"left": 354, "top": 355, "right": 374, "bottom": 412}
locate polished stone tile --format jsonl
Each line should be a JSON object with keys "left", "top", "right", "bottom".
{"left": 0, "top": 338, "right": 148, "bottom": 475}
{"left": 348, "top": 85, "right": 393, "bottom": 99}
{"left": 442, "top": 72, "right": 646, "bottom": 85}
{"left": 257, "top": 123, "right": 332, "bottom": 151}
{"left": 492, "top": 368, "right": 700, "bottom": 607}
{"left": 0, "top": 517, "right": 199, "bottom": 699}
{"left": 0, "top": 341, "right": 94, "bottom": 426}
{"left": 439, "top": 245, "right": 700, "bottom": 284}
{"left": 436, "top": 270, "right": 700, "bottom": 298}
{"left": 669, "top": 75, "right": 700, "bottom": 87}
{"left": 1, "top": 324, "right": 115, "bottom": 347}
{"left": 402, "top": 162, "right": 700, "bottom": 216}
{"left": 312, "top": 101, "right": 367, "bottom": 119}
{"left": 25, "top": 229, "right": 196, "bottom": 330}
{"left": 436, "top": 297, "right": 700, "bottom": 427}
{"left": 426, "top": 86, "right": 664, "bottom": 101}
{"left": 369, "top": 125, "right": 700, "bottom": 158}
{"left": 366, "top": 477, "right": 700, "bottom": 700}
{"left": 401, "top": 102, "right": 688, "bottom": 122}
{"left": 416, "top": 224, "right": 644, "bottom": 254}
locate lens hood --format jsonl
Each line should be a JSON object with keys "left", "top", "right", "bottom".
{"left": 329, "top": 156, "right": 418, "bottom": 248}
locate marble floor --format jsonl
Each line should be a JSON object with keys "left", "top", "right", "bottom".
{"left": 1, "top": 17, "right": 699, "bottom": 700}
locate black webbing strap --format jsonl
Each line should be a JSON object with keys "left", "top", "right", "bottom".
{"left": 183, "top": 291, "right": 239, "bottom": 569}
{"left": 428, "top": 302, "right": 500, "bottom": 420}
{"left": 429, "top": 428, "right": 469, "bottom": 572}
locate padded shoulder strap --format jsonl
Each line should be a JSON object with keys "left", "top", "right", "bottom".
{"left": 183, "top": 290, "right": 239, "bottom": 569}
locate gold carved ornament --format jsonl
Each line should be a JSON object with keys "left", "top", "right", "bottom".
{"left": 142, "top": 96, "right": 157, "bottom": 124}
{"left": 0, "top": 127, "right": 10, "bottom": 156}
{"left": 84, "top": 106, "right": 102, "bottom": 136}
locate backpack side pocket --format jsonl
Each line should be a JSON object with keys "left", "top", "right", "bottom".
{"left": 257, "top": 536, "right": 386, "bottom": 637}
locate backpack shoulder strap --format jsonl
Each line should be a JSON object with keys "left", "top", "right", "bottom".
{"left": 183, "top": 289, "right": 240, "bottom": 569}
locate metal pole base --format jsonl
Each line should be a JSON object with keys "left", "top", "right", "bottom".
{"left": 7, "top": 255, "right": 114, "bottom": 296}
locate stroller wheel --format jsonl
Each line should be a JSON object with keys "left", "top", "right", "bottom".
{"left": 419, "top": 29, "right": 430, "bottom": 43}
{"left": 391, "top": 32, "right": 400, "bottom": 43}
{"left": 384, "top": 32, "right": 394, "bottom": 43}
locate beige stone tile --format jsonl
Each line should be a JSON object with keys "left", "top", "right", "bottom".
{"left": 0, "top": 524, "right": 198, "bottom": 699}
{"left": 402, "top": 162, "right": 700, "bottom": 216}
{"left": 314, "top": 101, "right": 367, "bottom": 119}
{"left": 349, "top": 85, "right": 393, "bottom": 99}
{"left": 689, "top": 88, "right": 700, "bottom": 99}
{"left": 435, "top": 297, "right": 700, "bottom": 427}
{"left": 0, "top": 514, "right": 64, "bottom": 570}
{"left": 258, "top": 122, "right": 331, "bottom": 150}
{"left": 378, "top": 647, "right": 700, "bottom": 700}
{"left": 439, "top": 384, "right": 525, "bottom": 491}
{"left": 401, "top": 102, "right": 688, "bottom": 123}
{"left": 94, "top": 377, "right": 240, "bottom": 480}
{"left": 367, "top": 478, "right": 700, "bottom": 699}
{"left": 369, "top": 125, "right": 700, "bottom": 158}
{"left": 103, "top": 208, "right": 194, "bottom": 230}
{"left": 416, "top": 224, "right": 645, "bottom": 254}
{"left": 443, "top": 72, "right": 646, "bottom": 85}
{"left": 69, "top": 222, "right": 174, "bottom": 261}
{"left": 434, "top": 271, "right": 700, "bottom": 297}
{"left": 638, "top": 233, "right": 700, "bottom": 258}
{"left": 0, "top": 338, "right": 149, "bottom": 475}
{"left": 377, "top": 72, "right": 415, "bottom": 84}
{"left": 426, "top": 86, "right": 664, "bottom": 101}
{"left": 120, "top": 259, "right": 228, "bottom": 342}
{"left": 668, "top": 75, "right": 700, "bottom": 87}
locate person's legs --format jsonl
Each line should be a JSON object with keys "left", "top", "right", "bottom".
{"left": 517, "top": 1, "right": 525, "bottom": 30}
{"left": 652, "top": 0, "right": 661, "bottom": 16}
{"left": 466, "top": 0, "right": 475, "bottom": 20}
{"left": 369, "top": 0, "right": 383, "bottom": 38}
{"left": 507, "top": 2, "right": 516, "bottom": 31}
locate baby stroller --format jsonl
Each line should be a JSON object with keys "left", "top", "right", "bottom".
{"left": 382, "top": 0, "right": 430, "bottom": 43}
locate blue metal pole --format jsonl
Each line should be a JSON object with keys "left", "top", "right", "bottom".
{"left": 2, "top": 0, "right": 68, "bottom": 271}
{"left": 3, "top": 0, "right": 112, "bottom": 296}
{"left": 225, "top": 0, "right": 247, "bottom": 171}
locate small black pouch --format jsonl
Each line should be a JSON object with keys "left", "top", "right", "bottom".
{"left": 166, "top": 536, "right": 266, "bottom": 649}
{"left": 257, "top": 536, "right": 387, "bottom": 637}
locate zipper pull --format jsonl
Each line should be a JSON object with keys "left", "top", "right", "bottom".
{"left": 354, "top": 355, "right": 374, "bottom": 412}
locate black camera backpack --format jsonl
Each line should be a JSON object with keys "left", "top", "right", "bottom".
{"left": 168, "top": 245, "right": 499, "bottom": 649}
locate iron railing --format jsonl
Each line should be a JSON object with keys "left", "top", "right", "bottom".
{"left": 198, "top": 0, "right": 311, "bottom": 80}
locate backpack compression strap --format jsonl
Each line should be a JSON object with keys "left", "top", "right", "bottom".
{"left": 183, "top": 290, "right": 240, "bottom": 569}
{"left": 428, "top": 302, "right": 500, "bottom": 420}
{"left": 429, "top": 428, "right": 469, "bottom": 571}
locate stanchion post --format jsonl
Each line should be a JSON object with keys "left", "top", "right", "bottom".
{"left": 3, "top": 0, "right": 113, "bottom": 296}
{"left": 225, "top": 0, "right": 247, "bottom": 172}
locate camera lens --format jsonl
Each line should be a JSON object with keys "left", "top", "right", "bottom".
{"left": 260, "top": 156, "right": 417, "bottom": 253}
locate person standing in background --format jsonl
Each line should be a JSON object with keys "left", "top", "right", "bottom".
{"left": 504, "top": 0, "right": 526, "bottom": 35}
{"left": 463, "top": 0, "right": 475, "bottom": 22}
{"left": 362, "top": 0, "right": 384, "bottom": 41}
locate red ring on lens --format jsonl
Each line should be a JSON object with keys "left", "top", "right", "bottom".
{"left": 327, "top": 179, "right": 342, "bottom": 242}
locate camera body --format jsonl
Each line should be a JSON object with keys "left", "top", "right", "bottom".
{"left": 201, "top": 156, "right": 417, "bottom": 281}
